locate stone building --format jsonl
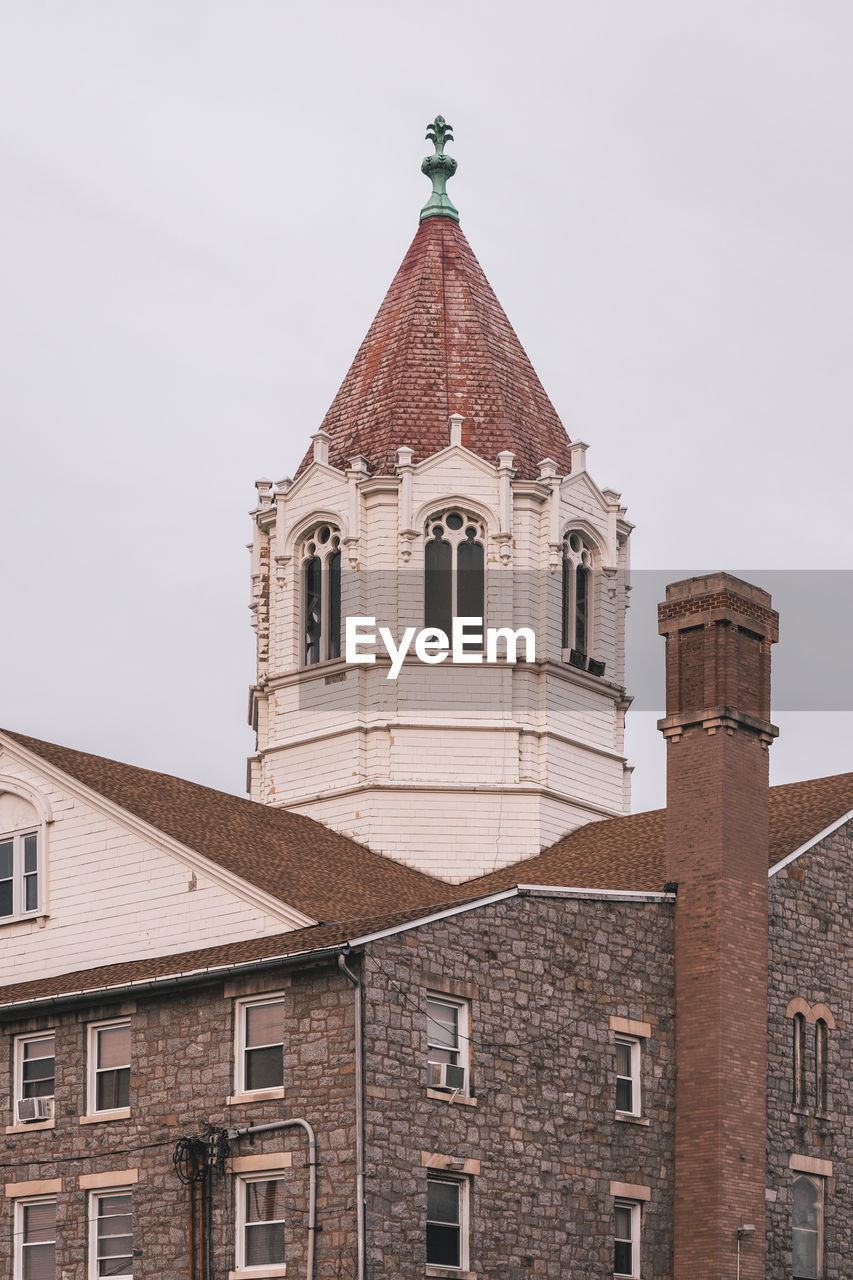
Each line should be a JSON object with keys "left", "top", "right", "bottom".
{"left": 1, "top": 120, "right": 851, "bottom": 1280}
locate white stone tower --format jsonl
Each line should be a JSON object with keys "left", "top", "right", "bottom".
{"left": 247, "top": 118, "right": 632, "bottom": 881}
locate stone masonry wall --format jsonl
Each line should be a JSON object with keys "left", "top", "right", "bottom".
{"left": 767, "top": 820, "right": 853, "bottom": 1278}
{"left": 362, "top": 894, "right": 676, "bottom": 1279}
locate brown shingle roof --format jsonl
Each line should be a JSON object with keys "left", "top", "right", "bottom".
{"left": 1, "top": 730, "right": 444, "bottom": 923}
{"left": 299, "top": 216, "right": 574, "bottom": 481}
{"left": 463, "top": 771, "right": 853, "bottom": 897}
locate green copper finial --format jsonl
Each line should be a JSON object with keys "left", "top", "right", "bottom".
{"left": 420, "top": 115, "right": 459, "bottom": 223}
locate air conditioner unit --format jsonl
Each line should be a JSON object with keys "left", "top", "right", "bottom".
{"left": 15, "top": 1097, "right": 54, "bottom": 1124}
{"left": 428, "top": 1062, "right": 466, "bottom": 1092}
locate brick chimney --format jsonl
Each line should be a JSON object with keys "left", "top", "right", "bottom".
{"left": 658, "top": 573, "right": 778, "bottom": 1280}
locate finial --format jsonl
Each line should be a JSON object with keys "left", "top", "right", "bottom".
{"left": 420, "top": 115, "right": 459, "bottom": 223}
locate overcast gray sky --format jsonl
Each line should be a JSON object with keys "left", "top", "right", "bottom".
{"left": 1, "top": 1, "right": 851, "bottom": 814}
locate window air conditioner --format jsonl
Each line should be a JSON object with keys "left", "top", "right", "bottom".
{"left": 428, "top": 1062, "right": 466, "bottom": 1092}
{"left": 15, "top": 1097, "right": 54, "bottom": 1123}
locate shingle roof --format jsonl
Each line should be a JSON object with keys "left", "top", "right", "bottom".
{"left": 464, "top": 771, "right": 853, "bottom": 897}
{"left": 299, "top": 215, "right": 574, "bottom": 481}
{"left": 1, "top": 730, "right": 444, "bottom": 923}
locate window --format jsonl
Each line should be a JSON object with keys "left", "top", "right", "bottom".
{"left": 815, "top": 1019, "right": 828, "bottom": 1113}
{"left": 235, "top": 995, "right": 285, "bottom": 1094}
{"left": 14, "top": 1032, "right": 55, "bottom": 1122}
{"left": 562, "top": 532, "right": 594, "bottom": 657}
{"left": 615, "top": 1036, "right": 641, "bottom": 1116}
{"left": 426, "top": 1175, "right": 468, "bottom": 1270}
{"left": 0, "top": 829, "right": 39, "bottom": 920}
{"left": 15, "top": 1197, "right": 56, "bottom": 1280}
{"left": 792, "top": 1174, "right": 823, "bottom": 1279}
{"left": 424, "top": 510, "right": 485, "bottom": 645}
{"left": 793, "top": 1012, "right": 806, "bottom": 1110}
{"left": 614, "top": 1200, "right": 640, "bottom": 1278}
{"left": 300, "top": 523, "right": 341, "bottom": 665}
{"left": 236, "top": 1176, "right": 287, "bottom": 1272}
{"left": 89, "top": 1190, "right": 133, "bottom": 1279}
{"left": 426, "top": 994, "right": 469, "bottom": 1093}
{"left": 88, "top": 1020, "right": 130, "bottom": 1114}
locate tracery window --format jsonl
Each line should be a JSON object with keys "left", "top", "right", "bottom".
{"left": 562, "top": 532, "right": 593, "bottom": 657}
{"left": 424, "top": 509, "right": 485, "bottom": 645}
{"left": 300, "top": 523, "right": 341, "bottom": 665}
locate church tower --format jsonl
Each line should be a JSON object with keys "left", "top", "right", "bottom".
{"left": 247, "top": 118, "right": 633, "bottom": 881}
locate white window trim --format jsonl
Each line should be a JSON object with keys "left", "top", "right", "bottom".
{"left": 615, "top": 1034, "right": 641, "bottom": 1118}
{"left": 0, "top": 826, "right": 43, "bottom": 923}
{"left": 426, "top": 993, "right": 470, "bottom": 1095}
{"left": 426, "top": 1173, "right": 470, "bottom": 1273}
{"left": 614, "top": 1198, "right": 641, "bottom": 1279}
{"left": 14, "top": 1193, "right": 57, "bottom": 1280}
{"left": 87, "top": 1018, "right": 131, "bottom": 1117}
{"left": 234, "top": 993, "right": 286, "bottom": 1098}
{"left": 233, "top": 1170, "right": 289, "bottom": 1277}
{"left": 424, "top": 508, "right": 488, "bottom": 642}
{"left": 298, "top": 522, "right": 342, "bottom": 667}
{"left": 13, "top": 1029, "right": 56, "bottom": 1121}
{"left": 88, "top": 1186, "right": 134, "bottom": 1280}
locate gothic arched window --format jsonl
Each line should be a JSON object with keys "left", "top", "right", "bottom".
{"left": 424, "top": 510, "right": 485, "bottom": 646}
{"left": 562, "top": 532, "right": 594, "bottom": 656}
{"left": 300, "top": 523, "right": 341, "bottom": 665}
{"left": 792, "top": 1012, "right": 806, "bottom": 1110}
{"left": 815, "top": 1019, "right": 828, "bottom": 1114}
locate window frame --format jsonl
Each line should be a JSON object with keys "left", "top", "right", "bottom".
{"left": 88, "top": 1187, "right": 134, "bottom": 1280}
{"left": 814, "top": 1019, "right": 828, "bottom": 1114}
{"left": 426, "top": 993, "right": 470, "bottom": 1095}
{"left": 426, "top": 1173, "right": 469, "bottom": 1272}
{"left": 234, "top": 1172, "right": 289, "bottom": 1276}
{"left": 613, "top": 1199, "right": 640, "bottom": 1278}
{"left": 423, "top": 509, "right": 487, "bottom": 646}
{"left": 87, "top": 1018, "right": 131, "bottom": 1117}
{"left": 0, "top": 826, "right": 41, "bottom": 923}
{"left": 561, "top": 531, "right": 595, "bottom": 659}
{"left": 792, "top": 1012, "right": 807, "bottom": 1110}
{"left": 14, "top": 1030, "right": 56, "bottom": 1119}
{"left": 234, "top": 993, "right": 286, "bottom": 1097}
{"left": 615, "top": 1034, "right": 641, "bottom": 1118}
{"left": 792, "top": 1173, "right": 824, "bottom": 1280}
{"left": 299, "top": 523, "right": 342, "bottom": 667}
{"left": 14, "top": 1194, "right": 57, "bottom": 1280}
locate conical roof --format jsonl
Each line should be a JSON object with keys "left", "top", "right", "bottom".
{"left": 300, "top": 215, "right": 573, "bottom": 480}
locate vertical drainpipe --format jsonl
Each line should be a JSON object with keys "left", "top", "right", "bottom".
{"left": 338, "top": 952, "right": 366, "bottom": 1280}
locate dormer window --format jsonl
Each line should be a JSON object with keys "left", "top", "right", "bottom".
{"left": 424, "top": 510, "right": 485, "bottom": 645}
{"left": 300, "top": 524, "right": 341, "bottom": 665}
{"left": 562, "top": 532, "right": 594, "bottom": 657}
{"left": 0, "top": 829, "right": 39, "bottom": 920}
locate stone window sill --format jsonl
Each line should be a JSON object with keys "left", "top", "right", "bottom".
{"left": 5, "top": 1118, "right": 56, "bottom": 1135}
{"left": 426, "top": 1089, "right": 478, "bottom": 1107}
{"left": 79, "top": 1108, "right": 131, "bottom": 1125}
{"left": 426, "top": 1269, "right": 476, "bottom": 1280}
{"left": 615, "top": 1112, "right": 650, "bottom": 1127}
{"left": 227, "top": 1088, "right": 286, "bottom": 1106}
{"left": 228, "top": 1269, "right": 287, "bottom": 1279}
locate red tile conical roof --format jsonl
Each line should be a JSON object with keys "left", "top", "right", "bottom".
{"left": 300, "top": 216, "right": 573, "bottom": 480}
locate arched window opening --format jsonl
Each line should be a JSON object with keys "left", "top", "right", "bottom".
{"left": 792, "top": 1174, "right": 823, "bottom": 1280}
{"left": 792, "top": 1012, "right": 806, "bottom": 1110}
{"left": 562, "top": 532, "right": 596, "bottom": 665}
{"left": 815, "top": 1019, "right": 828, "bottom": 1114}
{"left": 300, "top": 524, "right": 342, "bottom": 665}
{"left": 424, "top": 511, "right": 485, "bottom": 650}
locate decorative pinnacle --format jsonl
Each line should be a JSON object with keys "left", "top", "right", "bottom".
{"left": 420, "top": 115, "right": 459, "bottom": 224}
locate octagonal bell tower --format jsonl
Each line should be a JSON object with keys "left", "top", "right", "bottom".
{"left": 247, "top": 119, "right": 633, "bottom": 882}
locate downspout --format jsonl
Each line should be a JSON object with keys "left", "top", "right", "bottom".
{"left": 338, "top": 952, "right": 366, "bottom": 1280}
{"left": 229, "top": 1118, "right": 317, "bottom": 1280}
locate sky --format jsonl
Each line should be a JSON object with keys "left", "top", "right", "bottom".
{"left": 1, "top": 1, "right": 851, "bottom": 814}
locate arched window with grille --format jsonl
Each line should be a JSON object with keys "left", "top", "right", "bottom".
{"left": 424, "top": 510, "right": 485, "bottom": 648}
{"left": 562, "top": 532, "right": 594, "bottom": 658}
{"left": 792, "top": 1012, "right": 807, "bottom": 1110}
{"left": 300, "top": 523, "right": 341, "bottom": 665}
